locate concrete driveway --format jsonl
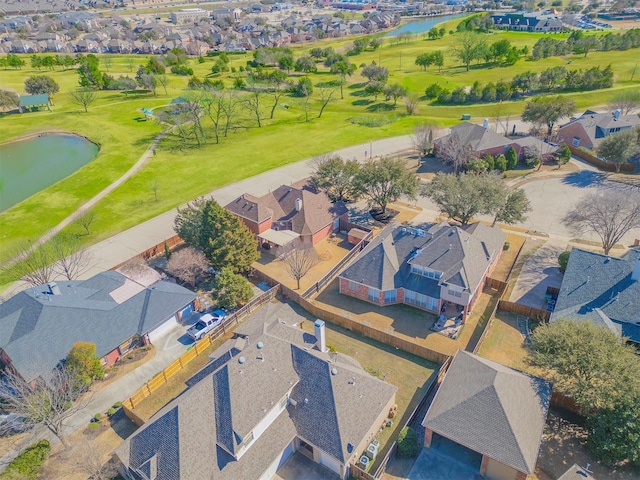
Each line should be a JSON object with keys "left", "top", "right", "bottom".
{"left": 273, "top": 452, "right": 339, "bottom": 480}
{"left": 407, "top": 448, "right": 483, "bottom": 480}
{"left": 510, "top": 239, "right": 565, "bottom": 308}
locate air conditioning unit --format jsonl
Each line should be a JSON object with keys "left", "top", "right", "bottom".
{"left": 359, "top": 455, "right": 370, "bottom": 470}
{"left": 366, "top": 442, "right": 378, "bottom": 460}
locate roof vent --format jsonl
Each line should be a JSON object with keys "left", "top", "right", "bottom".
{"left": 331, "top": 367, "right": 338, "bottom": 376}
{"left": 613, "top": 109, "right": 621, "bottom": 120}
{"left": 238, "top": 356, "right": 246, "bottom": 364}
{"left": 295, "top": 198, "right": 302, "bottom": 212}
{"left": 47, "top": 282, "right": 62, "bottom": 296}
{"left": 257, "top": 341, "right": 264, "bottom": 349}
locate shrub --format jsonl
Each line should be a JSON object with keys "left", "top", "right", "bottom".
{"left": 397, "top": 426, "right": 420, "bottom": 458}
{"left": 503, "top": 241, "right": 510, "bottom": 251}
{"left": 327, "top": 343, "right": 337, "bottom": 353}
{"left": 94, "top": 413, "right": 102, "bottom": 421}
{"left": 494, "top": 154, "right": 507, "bottom": 172}
{"left": 87, "top": 422, "right": 101, "bottom": 431}
{"left": 424, "top": 83, "right": 445, "bottom": 99}
{"left": 558, "top": 251, "right": 570, "bottom": 272}
{"left": 170, "top": 65, "right": 193, "bottom": 76}
{"left": 107, "top": 407, "right": 116, "bottom": 416}
{"left": 0, "top": 440, "right": 51, "bottom": 479}
{"left": 113, "top": 401, "right": 122, "bottom": 408}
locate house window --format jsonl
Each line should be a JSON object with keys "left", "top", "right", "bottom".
{"left": 410, "top": 265, "right": 423, "bottom": 275}
{"left": 368, "top": 288, "right": 378, "bottom": 302}
{"left": 406, "top": 290, "right": 427, "bottom": 308}
{"left": 448, "top": 288, "right": 463, "bottom": 298}
{"left": 348, "top": 281, "right": 359, "bottom": 292}
{"left": 572, "top": 137, "right": 580, "bottom": 147}
{"left": 384, "top": 290, "right": 396, "bottom": 303}
{"left": 427, "top": 297, "right": 439, "bottom": 311}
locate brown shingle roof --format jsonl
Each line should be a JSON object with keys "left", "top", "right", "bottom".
{"left": 225, "top": 180, "right": 348, "bottom": 236}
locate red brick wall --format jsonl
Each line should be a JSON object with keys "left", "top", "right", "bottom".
{"left": 257, "top": 219, "right": 272, "bottom": 234}
{"left": 424, "top": 428, "right": 433, "bottom": 448}
{"left": 104, "top": 347, "right": 121, "bottom": 367}
{"left": 480, "top": 455, "right": 489, "bottom": 476}
{"left": 557, "top": 123, "right": 590, "bottom": 149}
{"left": 339, "top": 278, "right": 383, "bottom": 305}
{"left": 312, "top": 223, "right": 333, "bottom": 245}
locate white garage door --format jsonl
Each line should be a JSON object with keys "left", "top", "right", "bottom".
{"left": 318, "top": 451, "right": 341, "bottom": 476}
{"left": 147, "top": 315, "right": 178, "bottom": 344}
{"left": 258, "top": 440, "right": 295, "bottom": 480}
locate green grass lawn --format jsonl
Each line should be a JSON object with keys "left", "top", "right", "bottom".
{"left": 1, "top": 20, "right": 639, "bottom": 271}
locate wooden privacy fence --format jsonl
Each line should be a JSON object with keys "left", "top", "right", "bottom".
{"left": 300, "top": 297, "right": 450, "bottom": 365}
{"left": 568, "top": 145, "right": 635, "bottom": 172}
{"left": 484, "top": 277, "right": 508, "bottom": 292}
{"left": 350, "top": 356, "right": 452, "bottom": 480}
{"left": 497, "top": 300, "right": 551, "bottom": 322}
{"left": 122, "top": 285, "right": 279, "bottom": 424}
{"left": 111, "top": 234, "right": 184, "bottom": 270}
{"left": 300, "top": 230, "right": 373, "bottom": 299}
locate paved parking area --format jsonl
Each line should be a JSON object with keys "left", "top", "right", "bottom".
{"left": 510, "top": 239, "right": 565, "bottom": 309}
{"left": 273, "top": 452, "right": 339, "bottom": 480}
{"left": 407, "top": 448, "right": 484, "bottom": 480}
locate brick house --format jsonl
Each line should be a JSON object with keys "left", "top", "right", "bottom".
{"left": 557, "top": 109, "right": 640, "bottom": 151}
{"left": 423, "top": 351, "right": 551, "bottom": 480}
{"left": 114, "top": 313, "right": 397, "bottom": 480}
{"left": 338, "top": 222, "right": 505, "bottom": 323}
{"left": 0, "top": 267, "right": 196, "bottom": 383}
{"left": 225, "top": 180, "right": 349, "bottom": 255}
{"left": 434, "top": 122, "right": 556, "bottom": 163}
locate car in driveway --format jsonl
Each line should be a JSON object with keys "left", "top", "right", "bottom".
{"left": 187, "top": 310, "right": 226, "bottom": 341}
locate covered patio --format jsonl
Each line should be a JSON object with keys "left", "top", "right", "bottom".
{"left": 258, "top": 229, "right": 300, "bottom": 257}
{"left": 431, "top": 301, "right": 466, "bottom": 339}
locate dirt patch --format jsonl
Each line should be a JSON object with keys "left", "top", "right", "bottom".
{"left": 39, "top": 409, "right": 138, "bottom": 480}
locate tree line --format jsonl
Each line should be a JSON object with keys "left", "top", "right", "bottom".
{"left": 532, "top": 28, "right": 640, "bottom": 59}
{"left": 425, "top": 64, "right": 613, "bottom": 105}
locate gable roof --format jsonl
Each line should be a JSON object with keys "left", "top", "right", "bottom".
{"left": 559, "top": 111, "right": 640, "bottom": 147}
{"left": 114, "top": 314, "right": 397, "bottom": 479}
{"left": 551, "top": 248, "right": 640, "bottom": 342}
{"left": 423, "top": 350, "right": 551, "bottom": 474}
{"left": 438, "top": 122, "right": 511, "bottom": 153}
{"left": 340, "top": 222, "right": 505, "bottom": 296}
{"left": 0, "top": 271, "right": 196, "bottom": 382}
{"left": 225, "top": 179, "right": 348, "bottom": 236}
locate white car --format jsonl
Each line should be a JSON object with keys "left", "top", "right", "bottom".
{"left": 187, "top": 310, "right": 226, "bottom": 341}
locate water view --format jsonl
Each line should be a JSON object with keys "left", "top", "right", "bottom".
{"left": 385, "top": 13, "right": 467, "bottom": 37}
{"left": 0, "top": 134, "right": 99, "bottom": 212}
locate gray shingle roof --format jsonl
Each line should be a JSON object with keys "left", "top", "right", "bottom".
{"left": 436, "top": 122, "right": 511, "bottom": 153}
{"left": 115, "top": 314, "right": 397, "bottom": 479}
{"left": 423, "top": 351, "right": 551, "bottom": 475}
{"left": 560, "top": 111, "right": 640, "bottom": 147}
{"left": 551, "top": 248, "right": 640, "bottom": 342}
{"left": 558, "top": 464, "right": 598, "bottom": 480}
{"left": 340, "top": 222, "right": 504, "bottom": 296}
{"left": 0, "top": 271, "right": 196, "bottom": 382}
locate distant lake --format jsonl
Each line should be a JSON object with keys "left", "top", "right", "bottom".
{"left": 0, "top": 134, "right": 99, "bottom": 212}
{"left": 385, "top": 14, "right": 467, "bottom": 37}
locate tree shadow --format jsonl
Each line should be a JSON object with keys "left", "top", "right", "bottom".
{"left": 348, "top": 82, "right": 367, "bottom": 89}
{"left": 366, "top": 103, "right": 396, "bottom": 112}
{"left": 561, "top": 170, "right": 609, "bottom": 188}
{"left": 352, "top": 99, "right": 373, "bottom": 106}
{"left": 350, "top": 89, "right": 370, "bottom": 97}
{"left": 108, "top": 408, "right": 139, "bottom": 440}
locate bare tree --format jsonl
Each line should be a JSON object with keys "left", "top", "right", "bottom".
{"left": 317, "top": 86, "right": 336, "bottom": 119}
{"left": 72, "top": 441, "right": 119, "bottom": 480}
{"left": 50, "top": 235, "right": 92, "bottom": 281}
{"left": 222, "top": 93, "right": 240, "bottom": 138}
{"left": 563, "top": 189, "right": 640, "bottom": 255}
{"left": 149, "top": 178, "right": 160, "bottom": 202}
{"left": 156, "top": 74, "right": 170, "bottom": 95}
{"left": 436, "top": 132, "right": 475, "bottom": 174}
{"left": 125, "top": 57, "right": 136, "bottom": 72}
{"left": 243, "top": 89, "right": 263, "bottom": 128}
{"left": 412, "top": 124, "right": 437, "bottom": 157}
{"left": 0, "top": 368, "right": 90, "bottom": 449}
{"left": 280, "top": 245, "right": 319, "bottom": 290}
{"left": 3, "top": 242, "right": 56, "bottom": 286}
{"left": 102, "top": 56, "right": 112, "bottom": 72}
{"left": 68, "top": 88, "right": 97, "bottom": 113}
{"left": 608, "top": 90, "right": 640, "bottom": 115}
{"left": 403, "top": 94, "right": 419, "bottom": 116}
{"left": 166, "top": 247, "right": 210, "bottom": 287}
{"left": 75, "top": 211, "right": 95, "bottom": 236}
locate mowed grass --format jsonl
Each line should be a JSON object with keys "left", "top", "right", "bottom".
{"left": 1, "top": 20, "right": 639, "bottom": 266}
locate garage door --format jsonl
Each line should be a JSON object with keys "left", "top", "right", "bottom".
{"left": 178, "top": 303, "right": 194, "bottom": 323}
{"left": 258, "top": 440, "right": 295, "bottom": 480}
{"left": 318, "top": 451, "right": 341, "bottom": 476}
{"left": 147, "top": 315, "right": 178, "bottom": 344}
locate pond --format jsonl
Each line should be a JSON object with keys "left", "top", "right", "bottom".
{"left": 385, "top": 13, "right": 467, "bottom": 37}
{"left": 0, "top": 133, "right": 99, "bottom": 213}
